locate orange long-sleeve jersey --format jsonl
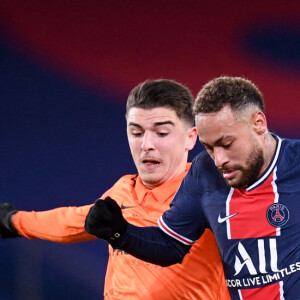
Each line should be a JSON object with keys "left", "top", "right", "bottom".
{"left": 13, "top": 164, "right": 230, "bottom": 299}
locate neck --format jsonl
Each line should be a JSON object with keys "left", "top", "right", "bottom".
{"left": 262, "top": 131, "right": 277, "bottom": 174}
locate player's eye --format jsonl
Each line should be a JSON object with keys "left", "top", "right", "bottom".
{"left": 131, "top": 131, "right": 143, "bottom": 137}
{"left": 157, "top": 132, "right": 168, "bottom": 137}
{"left": 222, "top": 142, "right": 232, "bottom": 149}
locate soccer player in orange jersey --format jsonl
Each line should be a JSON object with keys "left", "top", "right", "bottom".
{"left": 0, "top": 79, "right": 230, "bottom": 299}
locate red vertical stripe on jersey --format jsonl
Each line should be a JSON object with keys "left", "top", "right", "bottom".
{"left": 229, "top": 172, "right": 277, "bottom": 239}
{"left": 240, "top": 282, "right": 282, "bottom": 300}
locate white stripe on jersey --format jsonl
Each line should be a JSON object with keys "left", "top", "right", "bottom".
{"left": 247, "top": 137, "right": 282, "bottom": 191}
{"left": 226, "top": 187, "right": 234, "bottom": 240}
{"left": 271, "top": 167, "right": 281, "bottom": 236}
{"left": 157, "top": 216, "right": 195, "bottom": 246}
{"left": 279, "top": 281, "right": 285, "bottom": 300}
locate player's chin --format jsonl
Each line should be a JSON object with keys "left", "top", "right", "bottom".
{"left": 141, "top": 175, "right": 163, "bottom": 187}
{"left": 225, "top": 176, "right": 244, "bottom": 188}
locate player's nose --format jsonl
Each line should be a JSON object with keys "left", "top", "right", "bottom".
{"left": 141, "top": 131, "right": 155, "bottom": 151}
{"left": 213, "top": 148, "right": 229, "bottom": 168}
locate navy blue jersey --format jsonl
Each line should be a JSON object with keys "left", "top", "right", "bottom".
{"left": 158, "top": 135, "right": 300, "bottom": 300}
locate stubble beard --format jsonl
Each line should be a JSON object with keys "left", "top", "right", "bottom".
{"left": 226, "top": 145, "right": 264, "bottom": 189}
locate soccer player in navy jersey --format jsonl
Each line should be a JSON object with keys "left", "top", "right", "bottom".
{"left": 84, "top": 76, "right": 300, "bottom": 300}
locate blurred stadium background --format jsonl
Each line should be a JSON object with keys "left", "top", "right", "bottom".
{"left": 1, "top": 1, "right": 300, "bottom": 299}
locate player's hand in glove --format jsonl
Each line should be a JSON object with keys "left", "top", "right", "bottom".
{"left": 0, "top": 203, "right": 20, "bottom": 238}
{"left": 84, "top": 197, "right": 128, "bottom": 242}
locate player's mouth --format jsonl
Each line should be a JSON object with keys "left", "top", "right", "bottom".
{"left": 142, "top": 158, "right": 161, "bottom": 170}
{"left": 222, "top": 169, "right": 238, "bottom": 180}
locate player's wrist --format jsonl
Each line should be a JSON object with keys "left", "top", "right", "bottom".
{"left": 108, "top": 222, "right": 130, "bottom": 248}
{"left": 0, "top": 203, "right": 20, "bottom": 238}
{"left": 109, "top": 217, "right": 128, "bottom": 242}
{"left": 5, "top": 210, "right": 19, "bottom": 233}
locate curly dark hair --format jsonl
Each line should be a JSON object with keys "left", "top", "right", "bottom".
{"left": 193, "top": 76, "right": 264, "bottom": 115}
{"left": 126, "top": 79, "right": 194, "bottom": 126}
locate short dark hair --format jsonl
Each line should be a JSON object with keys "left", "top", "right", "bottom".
{"left": 193, "top": 76, "right": 265, "bottom": 115}
{"left": 126, "top": 79, "right": 194, "bottom": 126}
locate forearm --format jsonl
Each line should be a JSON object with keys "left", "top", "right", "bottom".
{"left": 112, "top": 223, "right": 191, "bottom": 267}
{"left": 13, "top": 205, "right": 96, "bottom": 243}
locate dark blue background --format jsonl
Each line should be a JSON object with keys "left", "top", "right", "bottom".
{"left": 0, "top": 1, "right": 300, "bottom": 299}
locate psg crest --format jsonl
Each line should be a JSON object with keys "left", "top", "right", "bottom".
{"left": 266, "top": 203, "right": 289, "bottom": 227}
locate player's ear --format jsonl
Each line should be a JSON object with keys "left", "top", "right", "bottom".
{"left": 185, "top": 127, "right": 198, "bottom": 150}
{"left": 252, "top": 111, "right": 267, "bottom": 135}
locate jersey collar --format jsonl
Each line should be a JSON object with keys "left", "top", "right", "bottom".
{"left": 246, "top": 132, "right": 282, "bottom": 192}
{"left": 135, "top": 163, "right": 191, "bottom": 204}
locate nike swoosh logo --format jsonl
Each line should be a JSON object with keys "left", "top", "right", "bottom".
{"left": 121, "top": 204, "right": 136, "bottom": 210}
{"left": 218, "top": 212, "right": 239, "bottom": 223}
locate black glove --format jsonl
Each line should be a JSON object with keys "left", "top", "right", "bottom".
{"left": 0, "top": 203, "right": 20, "bottom": 238}
{"left": 84, "top": 197, "right": 128, "bottom": 242}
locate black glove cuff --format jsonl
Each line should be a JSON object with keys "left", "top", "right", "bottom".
{"left": 3, "top": 210, "right": 19, "bottom": 235}
{"left": 109, "top": 219, "right": 128, "bottom": 242}
{"left": 109, "top": 225, "right": 129, "bottom": 248}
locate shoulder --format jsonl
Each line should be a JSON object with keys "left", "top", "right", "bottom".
{"left": 281, "top": 137, "right": 300, "bottom": 154}
{"left": 278, "top": 137, "right": 300, "bottom": 172}
{"left": 100, "top": 174, "right": 137, "bottom": 200}
{"left": 190, "top": 151, "right": 221, "bottom": 181}
{"left": 182, "top": 151, "right": 225, "bottom": 193}
{"left": 113, "top": 174, "right": 138, "bottom": 186}
{"left": 192, "top": 151, "right": 216, "bottom": 169}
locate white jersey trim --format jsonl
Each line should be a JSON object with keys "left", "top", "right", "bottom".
{"left": 157, "top": 216, "right": 195, "bottom": 246}
{"left": 226, "top": 187, "right": 235, "bottom": 240}
{"left": 246, "top": 136, "right": 282, "bottom": 191}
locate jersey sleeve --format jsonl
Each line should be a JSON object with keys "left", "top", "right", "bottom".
{"left": 11, "top": 174, "right": 133, "bottom": 244}
{"left": 13, "top": 205, "right": 96, "bottom": 243}
{"left": 11, "top": 181, "right": 119, "bottom": 243}
{"left": 112, "top": 223, "right": 191, "bottom": 267}
{"left": 158, "top": 153, "right": 210, "bottom": 245}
